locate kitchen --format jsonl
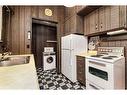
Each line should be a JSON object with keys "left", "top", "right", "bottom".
{"left": 0, "top": 5, "right": 127, "bottom": 90}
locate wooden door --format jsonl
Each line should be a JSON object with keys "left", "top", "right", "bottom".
{"left": 32, "top": 24, "right": 46, "bottom": 68}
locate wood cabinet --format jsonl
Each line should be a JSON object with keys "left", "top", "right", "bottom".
{"left": 98, "top": 7, "right": 105, "bottom": 32}
{"left": 119, "top": 6, "right": 127, "bottom": 28}
{"left": 110, "top": 6, "right": 120, "bottom": 29}
{"left": 84, "top": 9, "right": 99, "bottom": 35}
{"left": 76, "top": 56, "right": 85, "bottom": 86}
{"left": 84, "top": 14, "right": 90, "bottom": 35}
{"left": 104, "top": 6, "right": 111, "bottom": 31}
{"left": 84, "top": 6, "right": 127, "bottom": 36}
{"left": 64, "top": 14, "right": 84, "bottom": 35}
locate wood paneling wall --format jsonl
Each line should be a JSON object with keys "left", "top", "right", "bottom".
{"left": 99, "top": 35, "right": 127, "bottom": 88}
{"left": 5, "top": 6, "right": 65, "bottom": 73}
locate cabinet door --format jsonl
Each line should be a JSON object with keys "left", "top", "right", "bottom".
{"left": 119, "top": 6, "right": 127, "bottom": 28}
{"left": 77, "top": 56, "right": 85, "bottom": 85}
{"left": 98, "top": 7, "right": 105, "bottom": 32}
{"left": 110, "top": 6, "right": 120, "bottom": 29}
{"left": 94, "top": 9, "right": 99, "bottom": 33}
{"left": 84, "top": 14, "right": 90, "bottom": 35}
{"left": 76, "top": 15, "right": 84, "bottom": 34}
{"left": 89, "top": 11, "right": 96, "bottom": 34}
{"left": 104, "top": 6, "right": 111, "bottom": 31}
{"left": 89, "top": 9, "right": 99, "bottom": 34}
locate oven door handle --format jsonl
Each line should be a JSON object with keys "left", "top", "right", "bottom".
{"left": 89, "top": 84, "right": 99, "bottom": 89}
{"left": 89, "top": 61, "right": 106, "bottom": 67}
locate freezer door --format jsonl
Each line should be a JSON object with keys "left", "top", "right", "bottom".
{"left": 71, "top": 34, "right": 87, "bottom": 53}
{"left": 61, "top": 49, "right": 72, "bottom": 80}
{"left": 61, "top": 35, "right": 71, "bottom": 49}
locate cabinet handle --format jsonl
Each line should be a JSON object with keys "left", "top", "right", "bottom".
{"left": 100, "top": 23, "right": 103, "bottom": 28}
{"left": 124, "top": 23, "right": 126, "bottom": 27}
{"left": 95, "top": 24, "right": 98, "bottom": 30}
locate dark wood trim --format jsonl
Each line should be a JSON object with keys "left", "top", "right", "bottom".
{"left": 32, "top": 18, "right": 58, "bottom": 27}
{"left": 32, "top": 17, "right": 58, "bottom": 24}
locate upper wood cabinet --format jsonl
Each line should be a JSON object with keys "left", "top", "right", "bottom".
{"left": 84, "top": 9, "right": 99, "bottom": 35}
{"left": 119, "top": 6, "right": 127, "bottom": 28}
{"left": 84, "top": 14, "right": 90, "bottom": 35}
{"left": 84, "top": 6, "right": 127, "bottom": 36}
{"left": 110, "top": 6, "right": 120, "bottom": 29}
{"left": 63, "top": 6, "right": 84, "bottom": 36}
{"left": 64, "top": 14, "right": 84, "bottom": 35}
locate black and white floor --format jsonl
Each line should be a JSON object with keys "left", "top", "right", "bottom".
{"left": 36, "top": 67, "right": 85, "bottom": 90}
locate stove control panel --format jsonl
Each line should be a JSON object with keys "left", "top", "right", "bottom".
{"left": 98, "top": 47, "right": 124, "bottom": 56}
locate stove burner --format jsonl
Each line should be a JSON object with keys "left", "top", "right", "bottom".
{"left": 102, "top": 57, "right": 113, "bottom": 59}
{"left": 91, "top": 55, "right": 103, "bottom": 57}
{"left": 107, "top": 56, "right": 118, "bottom": 58}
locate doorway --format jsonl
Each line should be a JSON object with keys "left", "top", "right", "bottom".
{"left": 32, "top": 19, "right": 57, "bottom": 69}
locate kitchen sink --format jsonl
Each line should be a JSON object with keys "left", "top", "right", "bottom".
{"left": 0, "top": 56, "right": 30, "bottom": 67}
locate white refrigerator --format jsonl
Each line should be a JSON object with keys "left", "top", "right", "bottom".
{"left": 61, "top": 34, "right": 87, "bottom": 82}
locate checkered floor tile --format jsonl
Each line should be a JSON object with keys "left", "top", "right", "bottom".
{"left": 36, "top": 67, "right": 85, "bottom": 90}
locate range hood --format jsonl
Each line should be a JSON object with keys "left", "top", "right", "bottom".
{"left": 107, "top": 29, "right": 127, "bottom": 35}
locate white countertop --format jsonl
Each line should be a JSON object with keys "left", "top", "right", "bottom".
{"left": 76, "top": 51, "right": 98, "bottom": 57}
{"left": 0, "top": 54, "right": 39, "bottom": 89}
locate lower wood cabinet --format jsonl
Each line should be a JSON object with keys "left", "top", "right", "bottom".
{"left": 76, "top": 56, "right": 86, "bottom": 86}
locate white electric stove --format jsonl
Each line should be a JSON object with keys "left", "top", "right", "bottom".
{"left": 86, "top": 47, "right": 125, "bottom": 89}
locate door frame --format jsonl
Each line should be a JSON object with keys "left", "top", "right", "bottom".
{"left": 31, "top": 18, "right": 59, "bottom": 72}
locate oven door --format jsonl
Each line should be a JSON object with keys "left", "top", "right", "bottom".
{"left": 86, "top": 58, "right": 114, "bottom": 89}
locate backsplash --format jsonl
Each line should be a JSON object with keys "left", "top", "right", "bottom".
{"left": 88, "top": 36, "right": 100, "bottom": 50}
